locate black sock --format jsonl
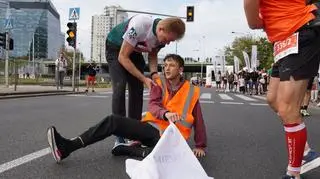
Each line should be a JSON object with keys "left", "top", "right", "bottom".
{"left": 305, "top": 105, "right": 309, "bottom": 110}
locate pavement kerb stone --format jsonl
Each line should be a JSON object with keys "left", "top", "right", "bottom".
{"left": 0, "top": 91, "right": 86, "bottom": 100}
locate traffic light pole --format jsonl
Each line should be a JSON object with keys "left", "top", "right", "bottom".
{"left": 72, "top": 20, "right": 76, "bottom": 92}
{"left": 5, "top": 32, "right": 9, "bottom": 87}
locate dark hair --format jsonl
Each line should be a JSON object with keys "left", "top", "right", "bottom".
{"left": 163, "top": 54, "right": 184, "bottom": 67}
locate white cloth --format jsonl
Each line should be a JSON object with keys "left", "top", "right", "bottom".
{"left": 123, "top": 14, "right": 162, "bottom": 52}
{"left": 239, "top": 78, "right": 245, "bottom": 87}
{"left": 55, "top": 58, "right": 67, "bottom": 72}
{"left": 126, "top": 123, "right": 213, "bottom": 179}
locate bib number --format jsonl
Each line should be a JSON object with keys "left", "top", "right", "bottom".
{"left": 273, "top": 33, "right": 299, "bottom": 63}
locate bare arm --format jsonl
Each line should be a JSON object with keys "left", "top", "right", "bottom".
{"left": 118, "top": 40, "right": 147, "bottom": 83}
{"left": 244, "top": 0, "right": 264, "bottom": 29}
{"left": 148, "top": 48, "right": 159, "bottom": 73}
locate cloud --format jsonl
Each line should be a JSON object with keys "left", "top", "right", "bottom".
{"left": 51, "top": 0, "right": 264, "bottom": 60}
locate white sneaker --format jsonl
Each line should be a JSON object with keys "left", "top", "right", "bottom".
{"left": 317, "top": 102, "right": 320, "bottom": 107}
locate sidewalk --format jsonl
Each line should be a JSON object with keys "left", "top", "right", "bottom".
{"left": 0, "top": 85, "right": 112, "bottom": 99}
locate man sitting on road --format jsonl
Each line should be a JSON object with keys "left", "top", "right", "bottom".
{"left": 47, "top": 54, "right": 207, "bottom": 163}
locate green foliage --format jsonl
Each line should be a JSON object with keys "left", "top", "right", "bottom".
{"left": 224, "top": 36, "right": 273, "bottom": 70}
{"left": 60, "top": 48, "right": 85, "bottom": 69}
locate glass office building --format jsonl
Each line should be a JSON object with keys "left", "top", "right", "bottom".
{"left": 0, "top": 0, "right": 64, "bottom": 60}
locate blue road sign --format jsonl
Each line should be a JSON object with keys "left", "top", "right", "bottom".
{"left": 69, "top": 8, "right": 80, "bottom": 20}
{"left": 4, "top": 19, "right": 13, "bottom": 30}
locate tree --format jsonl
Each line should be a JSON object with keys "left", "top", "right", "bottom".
{"left": 60, "top": 48, "right": 85, "bottom": 69}
{"left": 224, "top": 35, "right": 273, "bottom": 70}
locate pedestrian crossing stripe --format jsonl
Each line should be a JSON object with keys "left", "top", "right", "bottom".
{"left": 200, "top": 100, "right": 214, "bottom": 104}
{"left": 221, "top": 102, "right": 243, "bottom": 105}
{"left": 200, "top": 93, "right": 211, "bottom": 100}
{"left": 234, "top": 94, "right": 257, "bottom": 101}
{"left": 218, "top": 94, "right": 233, "bottom": 100}
{"left": 65, "top": 92, "right": 267, "bottom": 106}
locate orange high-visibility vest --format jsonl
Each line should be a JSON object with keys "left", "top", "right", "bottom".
{"left": 142, "top": 77, "right": 200, "bottom": 140}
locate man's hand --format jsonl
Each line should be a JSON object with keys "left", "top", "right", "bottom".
{"left": 144, "top": 77, "right": 157, "bottom": 89}
{"left": 165, "top": 112, "right": 182, "bottom": 123}
{"left": 151, "top": 73, "right": 160, "bottom": 81}
{"left": 192, "top": 148, "right": 206, "bottom": 158}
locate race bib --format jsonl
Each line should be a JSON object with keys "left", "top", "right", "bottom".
{"left": 273, "top": 32, "right": 299, "bottom": 63}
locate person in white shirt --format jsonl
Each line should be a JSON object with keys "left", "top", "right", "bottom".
{"left": 55, "top": 53, "right": 67, "bottom": 89}
{"left": 239, "top": 75, "right": 245, "bottom": 94}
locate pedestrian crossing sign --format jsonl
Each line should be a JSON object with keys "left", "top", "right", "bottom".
{"left": 69, "top": 8, "right": 80, "bottom": 20}
{"left": 4, "top": 19, "right": 13, "bottom": 30}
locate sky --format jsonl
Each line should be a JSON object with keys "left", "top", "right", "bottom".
{"left": 51, "top": 0, "right": 264, "bottom": 61}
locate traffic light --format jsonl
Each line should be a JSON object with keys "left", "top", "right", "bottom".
{"left": 186, "top": 6, "right": 194, "bottom": 22}
{"left": 66, "top": 22, "right": 77, "bottom": 48}
{"left": 0, "top": 32, "right": 6, "bottom": 48}
{"left": 0, "top": 32, "right": 13, "bottom": 50}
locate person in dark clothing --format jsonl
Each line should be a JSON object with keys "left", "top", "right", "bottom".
{"left": 250, "top": 70, "right": 260, "bottom": 95}
{"left": 47, "top": 54, "right": 207, "bottom": 163}
{"left": 85, "top": 63, "right": 97, "bottom": 93}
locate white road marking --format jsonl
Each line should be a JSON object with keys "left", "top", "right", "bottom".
{"left": 200, "top": 93, "right": 211, "bottom": 100}
{"left": 219, "top": 94, "right": 233, "bottom": 100}
{"left": 221, "top": 102, "right": 244, "bottom": 105}
{"left": 249, "top": 103, "right": 268, "bottom": 106}
{"left": 87, "top": 95, "right": 109, "bottom": 98}
{"left": 0, "top": 111, "right": 150, "bottom": 174}
{"left": 66, "top": 94, "right": 108, "bottom": 98}
{"left": 200, "top": 100, "right": 215, "bottom": 104}
{"left": 0, "top": 148, "right": 50, "bottom": 174}
{"left": 252, "top": 95, "right": 267, "bottom": 100}
{"left": 234, "top": 94, "right": 257, "bottom": 101}
{"left": 97, "top": 91, "right": 113, "bottom": 95}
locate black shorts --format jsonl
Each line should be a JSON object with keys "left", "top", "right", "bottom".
{"left": 271, "top": 26, "right": 320, "bottom": 81}
{"left": 307, "top": 77, "right": 314, "bottom": 90}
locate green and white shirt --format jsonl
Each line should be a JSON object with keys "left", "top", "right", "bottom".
{"left": 107, "top": 14, "right": 165, "bottom": 52}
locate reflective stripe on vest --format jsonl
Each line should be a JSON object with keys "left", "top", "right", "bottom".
{"left": 158, "top": 78, "right": 194, "bottom": 129}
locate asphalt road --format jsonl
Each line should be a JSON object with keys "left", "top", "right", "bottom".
{"left": 0, "top": 88, "right": 320, "bottom": 179}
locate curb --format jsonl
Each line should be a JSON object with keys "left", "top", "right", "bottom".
{"left": 0, "top": 91, "right": 86, "bottom": 100}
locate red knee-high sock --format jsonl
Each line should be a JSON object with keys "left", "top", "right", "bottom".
{"left": 284, "top": 122, "right": 307, "bottom": 173}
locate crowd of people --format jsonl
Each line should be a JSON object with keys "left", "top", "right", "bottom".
{"left": 214, "top": 68, "right": 269, "bottom": 95}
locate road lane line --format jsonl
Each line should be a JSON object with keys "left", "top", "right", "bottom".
{"left": 234, "top": 94, "right": 257, "bottom": 101}
{"left": 219, "top": 94, "right": 233, "bottom": 100}
{"left": 252, "top": 95, "right": 266, "bottom": 100}
{"left": 0, "top": 148, "right": 50, "bottom": 174}
{"left": 221, "top": 102, "right": 243, "bottom": 105}
{"left": 200, "top": 100, "right": 215, "bottom": 104}
{"left": 200, "top": 93, "right": 211, "bottom": 100}
{"left": 249, "top": 103, "right": 268, "bottom": 106}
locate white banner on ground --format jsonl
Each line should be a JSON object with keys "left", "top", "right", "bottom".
{"left": 251, "top": 45, "right": 257, "bottom": 70}
{"left": 126, "top": 123, "right": 214, "bottom": 179}
{"left": 242, "top": 51, "right": 251, "bottom": 70}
